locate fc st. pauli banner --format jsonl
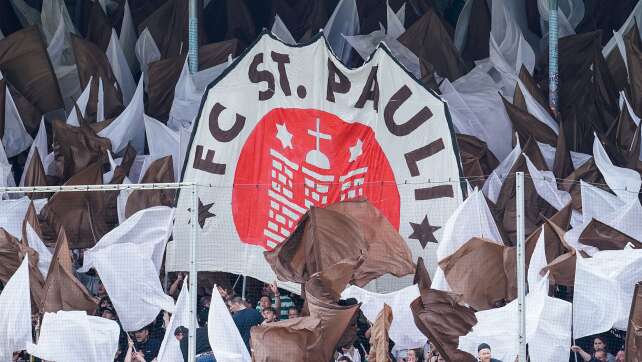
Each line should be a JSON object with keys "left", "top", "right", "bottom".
{"left": 167, "top": 33, "right": 464, "bottom": 293}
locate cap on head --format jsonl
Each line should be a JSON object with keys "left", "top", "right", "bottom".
{"left": 478, "top": 343, "right": 491, "bottom": 352}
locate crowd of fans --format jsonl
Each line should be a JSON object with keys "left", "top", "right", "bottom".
{"left": 0, "top": 269, "right": 629, "bottom": 362}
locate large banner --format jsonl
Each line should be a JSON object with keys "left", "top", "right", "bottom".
{"left": 167, "top": 33, "right": 464, "bottom": 292}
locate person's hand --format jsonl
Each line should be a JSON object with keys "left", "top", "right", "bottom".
{"left": 217, "top": 285, "right": 228, "bottom": 299}
{"left": 270, "top": 281, "right": 279, "bottom": 296}
{"left": 177, "top": 272, "right": 185, "bottom": 281}
{"left": 571, "top": 345, "right": 583, "bottom": 353}
{"left": 133, "top": 351, "right": 146, "bottom": 362}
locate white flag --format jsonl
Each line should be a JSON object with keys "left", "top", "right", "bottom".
{"left": 209, "top": 285, "right": 251, "bottom": 362}
{"left": 0, "top": 256, "right": 32, "bottom": 361}
{"left": 157, "top": 278, "right": 190, "bottom": 362}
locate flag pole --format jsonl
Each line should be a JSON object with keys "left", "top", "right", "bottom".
{"left": 188, "top": 0, "right": 199, "bottom": 74}
{"left": 548, "top": 0, "right": 559, "bottom": 119}
{"left": 516, "top": 172, "right": 527, "bottom": 361}
{"left": 188, "top": 183, "right": 199, "bottom": 362}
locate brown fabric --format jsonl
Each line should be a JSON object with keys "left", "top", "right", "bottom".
{"left": 7, "top": 82, "right": 42, "bottom": 135}
{"left": 269, "top": 0, "right": 328, "bottom": 42}
{"left": 625, "top": 282, "right": 642, "bottom": 362}
{"left": 411, "top": 258, "right": 477, "bottom": 362}
{"left": 0, "top": 228, "right": 45, "bottom": 311}
{"left": 22, "top": 151, "right": 48, "bottom": 198}
{"left": 457, "top": 134, "right": 499, "bottom": 189}
{"left": 560, "top": 159, "right": 607, "bottom": 211}
{"left": 105, "top": 143, "right": 137, "bottom": 227}
{"left": 368, "top": 304, "right": 392, "bottom": 362}
{"left": 203, "top": 0, "right": 255, "bottom": 47}
{"left": 523, "top": 135, "right": 550, "bottom": 171}
{"left": 398, "top": 6, "right": 466, "bottom": 81}
{"left": 41, "top": 227, "right": 97, "bottom": 314}
{"left": 40, "top": 162, "right": 109, "bottom": 249}
{"left": 125, "top": 155, "right": 176, "bottom": 217}
{"left": 606, "top": 46, "right": 628, "bottom": 94}
{"left": 418, "top": 57, "right": 439, "bottom": 92}
{"left": 52, "top": 120, "right": 112, "bottom": 181}
{"left": 503, "top": 227, "right": 541, "bottom": 301}
{"left": 138, "top": 0, "right": 207, "bottom": 59}
{"left": 461, "top": 0, "right": 490, "bottom": 64}
{"left": 553, "top": 120, "right": 575, "bottom": 179}
{"left": 579, "top": 218, "right": 642, "bottom": 250}
{"left": 413, "top": 257, "right": 431, "bottom": 291}
{"left": 22, "top": 201, "right": 44, "bottom": 245}
{"left": 146, "top": 39, "right": 239, "bottom": 121}
{"left": 514, "top": 65, "right": 549, "bottom": 112}
{"left": 625, "top": 22, "right": 642, "bottom": 116}
{"left": 251, "top": 278, "right": 360, "bottom": 362}
{"left": 438, "top": 237, "right": 508, "bottom": 310}
{"left": 86, "top": 1, "right": 113, "bottom": 51}
{"left": 502, "top": 95, "right": 558, "bottom": 147}
{"left": 71, "top": 35, "right": 124, "bottom": 121}
{"left": 304, "top": 256, "right": 365, "bottom": 305}
{"left": 265, "top": 200, "right": 414, "bottom": 287}
{"left": 0, "top": 26, "right": 63, "bottom": 114}
{"left": 540, "top": 219, "right": 576, "bottom": 287}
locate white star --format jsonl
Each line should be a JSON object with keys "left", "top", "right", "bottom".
{"left": 349, "top": 139, "right": 363, "bottom": 162}
{"left": 275, "top": 123, "right": 293, "bottom": 149}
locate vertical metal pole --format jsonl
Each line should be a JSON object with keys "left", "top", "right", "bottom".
{"left": 188, "top": 0, "right": 199, "bottom": 74}
{"left": 548, "top": 0, "right": 559, "bottom": 117}
{"left": 516, "top": 172, "right": 527, "bottom": 361}
{"left": 189, "top": 184, "right": 198, "bottom": 362}
{"left": 242, "top": 275, "right": 247, "bottom": 300}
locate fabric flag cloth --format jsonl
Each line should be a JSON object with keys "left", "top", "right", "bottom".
{"left": 341, "top": 285, "right": 426, "bottom": 351}
{"left": 0, "top": 227, "right": 45, "bottom": 310}
{"left": 157, "top": 277, "right": 190, "bottom": 362}
{"left": 124, "top": 156, "right": 176, "bottom": 218}
{"left": 19, "top": 117, "right": 47, "bottom": 188}
{"left": 579, "top": 218, "right": 642, "bottom": 250}
{"left": 51, "top": 119, "right": 111, "bottom": 182}
{"left": 40, "top": 161, "right": 109, "bottom": 249}
{"left": 2, "top": 79, "right": 33, "bottom": 158}
{"left": 573, "top": 248, "right": 642, "bottom": 338}
{"left": 0, "top": 255, "right": 32, "bottom": 362}
{"left": 456, "top": 134, "right": 499, "bottom": 189}
{"left": 323, "top": 0, "right": 359, "bottom": 65}
{"left": 367, "top": 304, "right": 393, "bottom": 362}
{"left": 144, "top": 114, "right": 180, "bottom": 178}
{"left": 271, "top": 14, "right": 296, "bottom": 45}
{"left": 208, "top": 285, "right": 251, "bottom": 362}
{"left": 458, "top": 275, "right": 572, "bottom": 362}
{"left": 265, "top": 200, "right": 415, "bottom": 288}
{"left": 432, "top": 188, "right": 504, "bottom": 292}
{"left": 0, "top": 196, "right": 46, "bottom": 239}
{"left": 41, "top": 227, "right": 97, "bottom": 315}
{"left": 98, "top": 77, "right": 145, "bottom": 153}
{"left": 80, "top": 206, "right": 175, "bottom": 275}
{"left": 626, "top": 282, "right": 642, "bottom": 361}
{"left": 27, "top": 311, "right": 120, "bottom": 362}
{"left": 24, "top": 222, "right": 51, "bottom": 279}
{"left": 483, "top": 141, "right": 522, "bottom": 203}
{"left": 410, "top": 258, "right": 477, "bottom": 362}
{"left": 250, "top": 265, "right": 360, "bottom": 362}
{"left": 106, "top": 28, "right": 136, "bottom": 106}
{"left": 593, "top": 133, "right": 642, "bottom": 201}
{"left": 135, "top": 28, "right": 161, "bottom": 86}
{"left": 0, "top": 26, "right": 64, "bottom": 113}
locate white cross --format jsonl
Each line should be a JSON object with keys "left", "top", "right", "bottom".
{"left": 307, "top": 118, "right": 331, "bottom": 152}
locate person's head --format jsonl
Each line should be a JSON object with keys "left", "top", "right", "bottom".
{"left": 228, "top": 297, "right": 246, "bottom": 312}
{"left": 258, "top": 296, "right": 271, "bottom": 310}
{"left": 174, "top": 326, "right": 188, "bottom": 341}
{"left": 99, "top": 297, "right": 112, "bottom": 309}
{"left": 594, "top": 350, "right": 608, "bottom": 362}
{"left": 337, "top": 357, "right": 352, "bottom": 362}
{"left": 97, "top": 280, "right": 107, "bottom": 297}
{"left": 478, "top": 343, "right": 492, "bottom": 362}
{"left": 340, "top": 344, "right": 353, "bottom": 353}
{"left": 133, "top": 326, "right": 150, "bottom": 343}
{"left": 288, "top": 306, "right": 300, "bottom": 319}
{"left": 262, "top": 307, "right": 277, "bottom": 322}
{"left": 593, "top": 337, "right": 607, "bottom": 352}
{"left": 199, "top": 296, "right": 211, "bottom": 309}
{"left": 101, "top": 308, "right": 116, "bottom": 321}
{"left": 261, "top": 283, "right": 272, "bottom": 297}
{"left": 407, "top": 349, "right": 421, "bottom": 362}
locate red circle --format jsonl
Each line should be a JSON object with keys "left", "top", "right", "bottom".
{"left": 232, "top": 108, "right": 400, "bottom": 250}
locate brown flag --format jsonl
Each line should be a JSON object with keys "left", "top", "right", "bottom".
{"left": 125, "top": 155, "right": 176, "bottom": 218}
{"left": 52, "top": 119, "right": 111, "bottom": 182}
{"left": 40, "top": 161, "right": 109, "bottom": 249}
{"left": 265, "top": 199, "right": 414, "bottom": 287}
{"left": 398, "top": 5, "right": 467, "bottom": 81}
{"left": 71, "top": 34, "right": 124, "bottom": 121}
{"left": 269, "top": 0, "right": 328, "bottom": 42}
{"left": 503, "top": 227, "right": 541, "bottom": 301}
{"left": 146, "top": 39, "right": 239, "bottom": 121}
{"left": 625, "top": 21, "right": 642, "bottom": 116}
{"left": 22, "top": 151, "right": 48, "bottom": 199}
{"left": 22, "top": 201, "right": 46, "bottom": 245}
{"left": 438, "top": 237, "right": 509, "bottom": 310}
{"left": 540, "top": 218, "right": 576, "bottom": 287}
{"left": 41, "top": 227, "right": 97, "bottom": 314}
{"left": 7, "top": 82, "right": 42, "bottom": 135}
{"left": 410, "top": 258, "right": 477, "bottom": 362}
{"left": 0, "top": 26, "right": 64, "bottom": 113}
{"left": 561, "top": 158, "right": 607, "bottom": 211}
{"left": 626, "top": 282, "right": 642, "bottom": 361}
{"left": 457, "top": 134, "right": 499, "bottom": 189}
{"left": 251, "top": 265, "right": 360, "bottom": 362}
{"left": 138, "top": 0, "right": 208, "bottom": 59}
{"left": 502, "top": 95, "right": 558, "bottom": 147}
{"left": 579, "top": 218, "right": 642, "bottom": 250}
{"left": 0, "top": 228, "right": 45, "bottom": 311}
{"left": 460, "top": 0, "right": 490, "bottom": 64}
{"left": 513, "top": 65, "right": 548, "bottom": 112}
{"left": 368, "top": 304, "right": 393, "bottom": 362}
{"left": 105, "top": 143, "right": 137, "bottom": 227}
{"left": 552, "top": 120, "right": 575, "bottom": 179}
{"left": 86, "top": 0, "right": 113, "bottom": 51}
